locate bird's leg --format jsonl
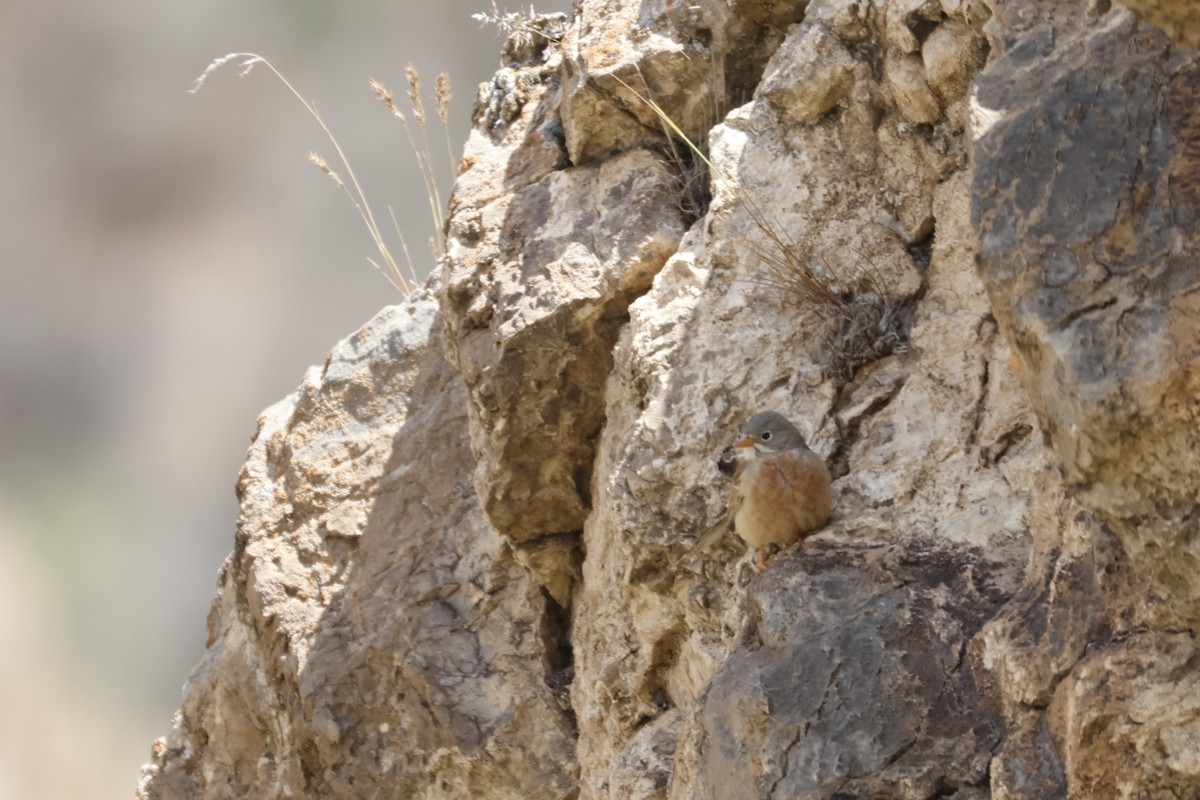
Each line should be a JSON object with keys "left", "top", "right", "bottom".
{"left": 757, "top": 547, "right": 767, "bottom": 573}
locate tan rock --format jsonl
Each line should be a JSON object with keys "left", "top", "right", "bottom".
{"left": 759, "top": 21, "right": 861, "bottom": 126}
{"left": 974, "top": 3, "right": 1200, "bottom": 627}
{"left": 1117, "top": 0, "right": 1200, "bottom": 47}
{"left": 975, "top": 2, "right": 1200, "bottom": 796}
{"left": 454, "top": 57, "right": 568, "bottom": 214}
{"left": 442, "top": 145, "right": 687, "bottom": 548}
{"left": 1050, "top": 633, "right": 1200, "bottom": 799}
{"left": 558, "top": 0, "right": 819, "bottom": 165}
{"left": 922, "top": 19, "right": 987, "bottom": 103}
{"left": 884, "top": 0, "right": 943, "bottom": 52}
{"left": 886, "top": 49, "right": 942, "bottom": 124}
{"left": 136, "top": 298, "right": 578, "bottom": 800}
{"left": 568, "top": 22, "right": 1038, "bottom": 799}
{"left": 607, "top": 710, "right": 681, "bottom": 799}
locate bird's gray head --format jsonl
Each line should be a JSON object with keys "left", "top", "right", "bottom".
{"left": 735, "top": 411, "right": 808, "bottom": 455}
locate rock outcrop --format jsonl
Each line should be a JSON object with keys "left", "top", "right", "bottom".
{"left": 973, "top": 2, "right": 1200, "bottom": 797}
{"left": 136, "top": 300, "right": 577, "bottom": 799}
{"left": 138, "top": 1, "right": 1200, "bottom": 798}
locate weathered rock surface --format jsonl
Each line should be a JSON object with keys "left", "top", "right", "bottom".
{"left": 1051, "top": 630, "right": 1200, "bottom": 798}
{"left": 566, "top": 1, "right": 1036, "bottom": 796}
{"left": 558, "top": 0, "right": 806, "bottom": 164}
{"left": 975, "top": 0, "right": 1200, "bottom": 631}
{"left": 136, "top": 297, "right": 577, "bottom": 799}
{"left": 139, "top": 0, "right": 1200, "bottom": 798}
{"left": 1117, "top": 0, "right": 1200, "bottom": 47}
{"left": 443, "top": 145, "right": 686, "bottom": 548}
{"left": 688, "top": 538, "right": 1011, "bottom": 799}
{"left": 972, "top": 2, "right": 1200, "bottom": 796}
{"left": 444, "top": 35, "right": 690, "bottom": 570}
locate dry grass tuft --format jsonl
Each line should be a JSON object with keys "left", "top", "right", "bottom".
{"left": 612, "top": 73, "right": 719, "bottom": 225}
{"left": 614, "top": 75, "right": 844, "bottom": 306}
{"left": 819, "top": 293, "right": 916, "bottom": 381}
{"left": 472, "top": 2, "right": 567, "bottom": 51}
{"left": 670, "top": 145, "right": 714, "bottom": 224}
{"left": 614, "top": 74, "right": 917, "bottom": 381}
{"left": 191, "top": 53, "right": 455, "bottom": 295}
{"left": 370, "top": 70, "right": 452, "bottom": 263}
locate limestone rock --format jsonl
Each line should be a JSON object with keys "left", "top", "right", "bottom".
{"left": 973, "top": 3, "right": 1200, "bottom": 629}
{"left": 971, "top": 2, "right": 1200, "bottom": 797}
{"left": 444, "top": 9, "right": 691, "bottom": 564}
{"left": 566, "top": 1, "right": 1036, "bottom": 796}
{"left": 558, "top": 0, "right": 719, "bottom": 163}
{"left": 759, "top": 22, "right": 862, "bottom": 126}
{"left": 885, "top": 50, "right": 941, "bottom": 125}
{"left": 442, "top": 143, "right": 687, "bottom": 548}
{"left": 455, "top": 34, "right": 569, "bottom": 214}
{"left": 1051, "top": 632, "right": 1200, "bottom": 799}
{"left": 136, "top": 297, "right": 577, "bottom": 800}
{"left": 922, "top": 19, "right": 988, "bottom": 104}
{"left": 884, "top": 0, "right": 944, "bottom": 53}
{"left": 558, "top": 0, "right": 805, "bottom": 165}
{"left": 607, "top": 710, "right": 681, "bottom": 799}
{"left": 969, "top": 471, "right": 1139, "bottom": 800}
{"left": 690, "top": 538, "right": 1009, "bottom": 799}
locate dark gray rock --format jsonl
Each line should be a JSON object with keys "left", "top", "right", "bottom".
{"left": 694, "top": 537, "right": 1015, "bottom": 800}
{"left": 973, "top": 0, "right": 1200, "bottom": 630}
{"left": 972, "top": 2, "right": 1200, "bottom": 796}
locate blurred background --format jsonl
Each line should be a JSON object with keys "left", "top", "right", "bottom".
{"left": 0, "top": 0, "right": 565, "bottom": 796}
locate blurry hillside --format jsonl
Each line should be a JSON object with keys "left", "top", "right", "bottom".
{"left": 0, "top": 0, "right": 563, "bottom": 796}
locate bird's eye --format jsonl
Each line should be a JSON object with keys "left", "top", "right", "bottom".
{"left": 761, "top": 431, "right": 772, "bottom": 441}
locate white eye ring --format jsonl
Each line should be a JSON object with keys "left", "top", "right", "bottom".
{"left": 761, "top": 431, "right": 772, "bottom": 440}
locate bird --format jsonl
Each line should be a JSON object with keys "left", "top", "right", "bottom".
{"left": 687, "top": 411, "right": 832, "bottom": 573}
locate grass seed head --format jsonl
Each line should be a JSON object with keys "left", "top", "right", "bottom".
{"left": 435, "top": 73, "right": 452, "bottom": 127}
{"left": 405, "top": 65, "right": 425, "bottom": 125}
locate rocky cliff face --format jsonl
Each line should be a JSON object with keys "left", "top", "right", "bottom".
{"left": 137, "top": 1, "right": 1200, "bottom": 798}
